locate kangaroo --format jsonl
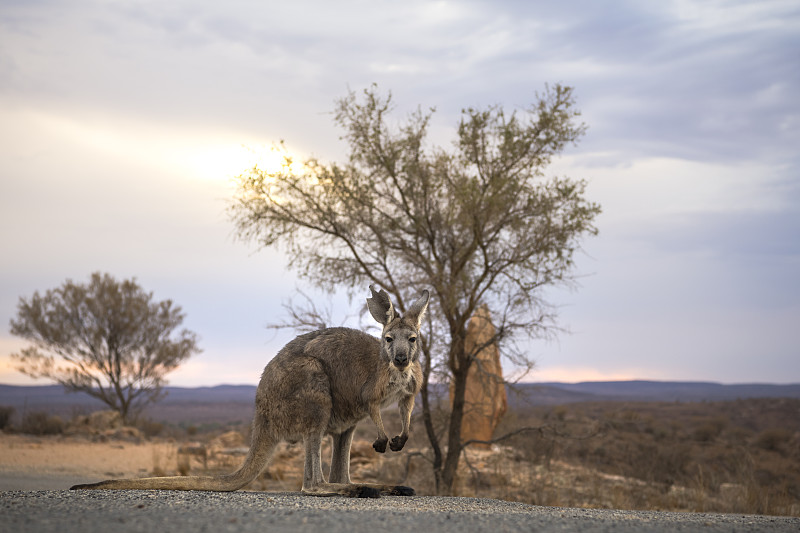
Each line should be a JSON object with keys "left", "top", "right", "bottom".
{"left": 70, "top": 285, "right": 429, "bottom": 498}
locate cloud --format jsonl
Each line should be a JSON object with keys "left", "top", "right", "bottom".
{"left": 4, "top": 0, "right": 796, "bottom": 165}
{"left": 1, "top": 0, "right": 798, "bottom": 385}
{"left": 517, "top": 1, "right": 800, "bottom": 163}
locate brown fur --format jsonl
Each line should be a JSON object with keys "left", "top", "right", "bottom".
{"left": 70, "top": 286, "right": 429, "bottom": 498}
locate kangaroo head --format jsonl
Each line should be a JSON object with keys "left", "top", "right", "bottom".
{"left": 367, "top": 285, "right": 430, "bottom": 370}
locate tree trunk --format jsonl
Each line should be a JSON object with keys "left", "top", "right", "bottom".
{"left": 419, "top": 346, "right": 444, "bottom": 493}
{"left": 118, "top": 399, "right": 131, "bottom": 426}
{"left": 441, "top": 362, "right": 469, "bottom": 494}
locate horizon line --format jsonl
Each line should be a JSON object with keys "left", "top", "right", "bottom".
{"left": 3, "top": 379, "right": 800, "bottom": 388}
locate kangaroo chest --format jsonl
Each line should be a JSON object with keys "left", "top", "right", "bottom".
{"left": 381, "top": 367, "right": 415, "bottom": 406}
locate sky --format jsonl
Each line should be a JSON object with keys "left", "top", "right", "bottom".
{"left": 1, "top": 0, "right": 798, "bottom": 387}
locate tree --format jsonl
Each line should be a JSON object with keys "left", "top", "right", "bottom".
{"left": 9, "top": 272, "right": 200, "bottom": 423}
{"left": 230, "top": 84, "right": 600, "bottom": 494}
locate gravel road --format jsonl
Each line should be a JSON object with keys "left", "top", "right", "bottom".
{"left": 2, "top": 491, "right": 798, "bottom": 533}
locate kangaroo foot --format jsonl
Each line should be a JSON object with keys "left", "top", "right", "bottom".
{"left": 387, "top": 485, "right": 415, "bottom": 496}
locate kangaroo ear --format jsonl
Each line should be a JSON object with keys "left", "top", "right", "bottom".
{"left": 367, "top": 284, "right": 395, "bottom": 326}
{"left": 406, "top": 289, "right": 430, "bottom": 330}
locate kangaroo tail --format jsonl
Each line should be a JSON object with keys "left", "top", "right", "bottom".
{"left": 71, "top": 416, "right": 276, "bottom": 492}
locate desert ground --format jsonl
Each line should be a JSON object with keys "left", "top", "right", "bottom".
{"left": 0, "top": 432, "right": 177, "bottom": 490}
{"left": 2, "top": 397, "right": 799, "bottom": 517}
{"left": 4, "top": 429, "right": 800, "bottom": 533}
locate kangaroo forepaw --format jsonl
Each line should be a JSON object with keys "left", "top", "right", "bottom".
{"left": 372, "top": 437, "right": 388, "bottom": 453}
{"left": 389, "top": 434, "right": 407, "bottom": 451}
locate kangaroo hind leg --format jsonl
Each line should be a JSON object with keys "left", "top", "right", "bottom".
{"left": 301, "top": 431, "right": 377, "bottom": 498}
{"left": 329, "top": 426, "right": 355, "bottom": 484}
{"left": 320, "top": 427, "right": 415, "bottom": 498}
{"left": 301, "top": 430, "right": 383, "bottom": 498}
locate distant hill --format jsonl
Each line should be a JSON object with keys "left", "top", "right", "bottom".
{"left": 2, "top": 380, "right": 799, "bottom": 425}
{"left": 0, "top": 384, "right": 258, "bottom": 425}
{"left": 515, "top": 380, "right": 800, "bottom": 405}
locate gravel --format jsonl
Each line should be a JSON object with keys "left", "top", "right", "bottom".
{"left": 1, "top": 490, "right": 798, "bottom": 533}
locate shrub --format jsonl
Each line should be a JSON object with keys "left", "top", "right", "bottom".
{"left": 693, "top": 416, "right": 728, "bottom": 442}
{"left": 137, "top": 418, "right": 164, "bottom": 438}
{"left": 754, "top": 428, "right": 792, "bottom": 453}
{"left": 0, "top": 406, "right": 14, "bottom": 430}
{"left": 20, "top": 411, "right": 64, "bottom": 435}
{"left": 693, "top": 421, "right": 725, "bottom": 442}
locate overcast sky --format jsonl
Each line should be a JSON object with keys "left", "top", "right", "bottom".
{"left": 1, "top": 0, "right": 798, "bottom": 387}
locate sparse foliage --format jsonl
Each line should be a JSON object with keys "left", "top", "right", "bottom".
{"left": 230, "top": 84, "right": 600, "bottom": 493}
{"left": 20, "top": 411, "right": 64, "bottom": 435}
{"left": 0, "top": 406, "right": 14, "bottom": 431}
{"left": 9, "top": 272, "right": 200, "bottom": 423}
{"left": 754, "top": 428, "right": 793, "bottom": 454}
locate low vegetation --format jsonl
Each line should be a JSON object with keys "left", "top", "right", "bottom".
{"left": 479, "top": 398, "right": 800, "bottom": 516}
{"left": 18, "top": 411, "right": 65, "bottom": 435}
{"left": 0, "top": 406, "right": 13, "bottom": 431}
{"left": 153, "top": 397, "right": 799, "bottom": 516}
{"left": 2, "top": 397, "right": 797, "bottom": 516}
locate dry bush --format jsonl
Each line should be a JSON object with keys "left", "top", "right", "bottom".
{"left": 0, "top": 406, "right": 14, "bottom": 430}
{"left": 20, "top": 411, "right": 64, "bottom": 435}
{"left": 136, "top": 418, "right": 165, "bottom": 438}
{"left": 127, "top": 397, "right": 797, "bottom": 516}
{"left": 753, "top": 428, "right": 793, "bottom": 454}
{"left": 150, "top": 446, "right": 175, "bottom": 477}
{"left": 177, "top": 454, "right": 192, "bottom": 476}
{"left": 494, "top": 398, "right": 800, "bottom": 516}
{"left": 692, "top": 416, "right": 728, "bottom": 442}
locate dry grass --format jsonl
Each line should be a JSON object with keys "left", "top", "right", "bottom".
{"left": 475, "top": 398, "right": 800, "bottom": 516}
{"left": 160, "top": 398, "right": 799, "bottom": 516}
{"left": 2, "top": 397, "right": 796, "bottom": 516}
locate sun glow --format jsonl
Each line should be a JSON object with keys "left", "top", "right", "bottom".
{"left": 181, "top": 141, "right": 310, "bottom": 184}
{"left": 530, "top": 365, "right": 643, "bottom": 383}
{"left": 25, "top": 108, "right": 308, "bottom": 185}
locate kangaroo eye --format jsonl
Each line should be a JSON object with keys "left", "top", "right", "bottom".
{"left": 385, "top": 336, "right": 393, "bottom": 343}
{"left": 409, "top": 337, "right": 416, "bottom": 343}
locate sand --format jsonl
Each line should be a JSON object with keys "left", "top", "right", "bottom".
{"left": 0, "top": 433, "right": 179, "bottom": 490}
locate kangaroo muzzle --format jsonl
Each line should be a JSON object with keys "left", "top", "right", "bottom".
{"left": 393, "top": 353, "right": 409, "bottom": 368}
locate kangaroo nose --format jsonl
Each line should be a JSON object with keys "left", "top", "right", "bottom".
{"left": 394, "top": 353, "right": 408, "bottom": 367}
